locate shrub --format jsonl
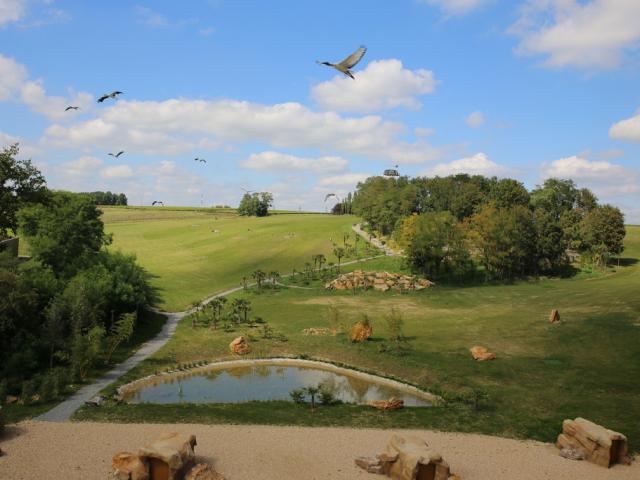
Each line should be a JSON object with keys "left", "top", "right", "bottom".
{"left": 21, "top": 379, "right": 37, "bottom": 404}
{"left": 319, "top": 389, "right": 337, "bottom": 405}
{"left": 289, "top": 388, "right": 306, "bottom": 404}
{"left": 39, "top": 372, "right": 56, "bottom": 402}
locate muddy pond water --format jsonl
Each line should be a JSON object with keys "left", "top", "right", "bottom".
{"left": 123, "top": 364, "right": 432, "bottom": 406}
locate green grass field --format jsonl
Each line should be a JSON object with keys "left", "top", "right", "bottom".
{"left": 101, "top": 207, "right": 368, "bottom": 310}
{"left": 77, "top": 221, "right": 640, "bottom": 451}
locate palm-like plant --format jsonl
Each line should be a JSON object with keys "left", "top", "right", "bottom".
{"left": 316, "top": 254, "right": 326, "bottom": 272}
{"left": 268, "top": 270, "right": 280, "bottom": 287}
{"left": 304, "top": 385, "right": 320, "bottom": 411}
{"left": 333, "top": 247, "right": 346, "bottom": 271}
{"left": 240, "top": 276, "right": 248, "bottom": 290}
{"left": 252, "top": 269, "right": 266, "bottom": 291}
{"left": 232, "top": 298, "right": 251, "bottom": 324}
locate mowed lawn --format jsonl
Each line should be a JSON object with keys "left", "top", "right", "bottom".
{"left": 84, "top": 225, "right": 640, "bottom": 449}
{"left": 101, "top": 207, "right": 362, "bottom": 311}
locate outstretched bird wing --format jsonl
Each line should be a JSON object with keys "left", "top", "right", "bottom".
{"left": 116, "top": 151, "right": 124, "bottom": 157}
{"left": 337, "top": 46, "right": 366, "bottom": 69}
{"left": 97, "top": 95, "right": 108, "bottom": 103}
{"left": 324, "top": 193, "right": 335, "bottom": 202}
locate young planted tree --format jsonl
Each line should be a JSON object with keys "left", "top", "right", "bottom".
{"left": 333, "top": 247, "right": 346, "bottom": 271}
{"left": 252, "top": 269, "right": 266, "bottom": 291}
{"left": 316, "top": 254, "right": 326, "bottom": 272}
{"left": 268, "top": 270, "right": 280, "bottom": 287}
{"left": 304, "top": 385, "right": 320, "bottom": 411}
{"left": 105, "top": 312, "right": 136, "bottom": 363}
{"left": 385, "top": 307, "right": 404, "bottom": 342}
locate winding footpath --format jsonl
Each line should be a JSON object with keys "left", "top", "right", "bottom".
{"left": 36, "top": 247, "right": 385, "bottom": 422}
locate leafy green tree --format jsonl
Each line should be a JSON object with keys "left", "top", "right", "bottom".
{"left": 106, "top": 312, "right": 136, "bottom": 363}
{"left": 0, "top": 144, "right": 48, "bottom": 237}
{"left": 530, "top": 178, "right": 578, "bottom": 221}
{"left": 488, "top": 178, "right": 530, "bottom": 208}
{"left": 252, "top": 269, "right": 266, "bottom": 291}
{"left": 580, "top": 205, "right": 626, "bottom": 264}
{"left": 71, "top": 325, "right": 105, "bottom": 380}
{"left": 18, "top": 191, "right": 111, "bottom": 278}
{"left": 237, "top": 192, "right": 274, "bottom": 217}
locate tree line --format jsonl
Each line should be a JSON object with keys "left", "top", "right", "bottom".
{"left": 81, "top": 190, "right": 128, "bottom": 206}
{"left": 0, "top": 145, "right": 156, "bottom": 404}
{"left": 351, "top": 174, "right": 625, "bottom": 282}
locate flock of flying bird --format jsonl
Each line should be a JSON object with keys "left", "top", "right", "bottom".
{"left": 62, "top": 46, "right": 371, "bottom": 206}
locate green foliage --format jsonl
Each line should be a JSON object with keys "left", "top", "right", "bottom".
{"left": 18, "top": 191, "right": 111, "bottom": 278}
{"left": 106, "top": 312, "right": 136, "bottom": 363}
{"left": 71, "top": 325, "right": 106, "bottom": 380}
{"left": 580, "top": 205, "right": 626, "bottom": 261}
{"left": 319, "top": 389, "right": 338, "bottom": 405}
{"left": 385, "top": 307, "right": 404, "bottom": 342}
{"left": 289, "top": 388, "right": 305, "bottom": 404}
{"left": 0, "top": 144, "right": 48, "bottom": 237}
{"left": 237, "top": 192, "right": 274, "bottom": 217}
{"left": 21, "top": 379, "right": 37, "bottom": 404}
{"left": 81, "top": 191, "right": 128, "bottom": 206}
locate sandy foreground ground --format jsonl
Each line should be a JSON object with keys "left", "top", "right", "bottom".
{"left": 0, "top": 421, "right": 637, "bottom": 480}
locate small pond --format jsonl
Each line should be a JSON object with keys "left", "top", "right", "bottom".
{"left": 123, "top": 363, "right": 432, "bottom": 406}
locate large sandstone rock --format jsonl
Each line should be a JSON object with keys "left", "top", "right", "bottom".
{"left": 326, "top": 271, "right": 433, "bottom": 293}
{"left": 112, "top": 452, "right": 149, "bottom": 480}
{"left": 229, "top": 336, "right": 251, "bottom": 355}
{"left": 185, "top": 463, "right": 226, "bottom": 480}
{"left": 138, "top": 432, "right": 197, "bottom": 480}
{"left": 355, "top": 435, "right": 454, "bottom": 480}
{"left": 349, "top": 319, "right": 372, "bottom": 342}
{"left": 556, "top": 418, "right": 630, "bottom": 467}
{"left": 469, "top": 346, "right": 496, "bottom": 361}
{"left": 366, "top": 397, "right": 404, "bottom": 411}
{"left": 549, "top": 309, "right": 560, "bottom": 323}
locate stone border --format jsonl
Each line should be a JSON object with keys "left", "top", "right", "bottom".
{"left": 116, "top": 358, "right": 440, "bottom": 405}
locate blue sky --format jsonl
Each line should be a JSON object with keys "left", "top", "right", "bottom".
{"left": 1, "top": 0, "right": 639, "bottom": 220}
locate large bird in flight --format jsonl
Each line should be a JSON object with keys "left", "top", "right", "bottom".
{"left": 108, "top": 151, "right": 125, "bottom": 158}
{"left": 194, "top": 157, "right": 206, "bottom": 163}
{"left": 65, "top": 106, "right": 80, "bottom": 111}
{"left": 98, "top": 91, "right": 123, "bottom": 103}
{"left": 152, "top": 201, "right": 164, "bottom": 206}
{"left": 317, "top": 46, "right": 367, "bottom": 80}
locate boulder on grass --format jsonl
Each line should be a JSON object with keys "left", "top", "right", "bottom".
{"left": 470, "top": 346, "right": 496, "bottom": 361}
{"left": 229, "top": 336, "right": 251, "bottom": 355}
{"left": 112, "top": 452, "right": 149, "bottom": 480}
{"left": 138, "top": 432, "right": 197, "bottom": 480}
{"left": 549, "top": 309, "right": 560, "bottom": 323}
{"left": 366, "top": 398, "right": 404, "bottom": 411}
{"left": 556, "top": 418, "right": 630, "bottom": 467}
{"left": 349, "top": 319, "right": 372, "bottom": 342}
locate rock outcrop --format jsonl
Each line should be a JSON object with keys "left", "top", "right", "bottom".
{"left": 326, "top": 271, "right": 433, "bottom": 292}
{"left": 138, "top": 432, "right": 197, "bottom": 480}
{"left": 112, "top": 452, "right": 149, "bottom": 480}
{"left": 229, "top": 336, "right": 251, "bottom": 355}
{"left": 366, "top": 398, "right": 404, "bottom": 411}
{"left": 556, "top": 417, "right": 630, "bottom": 467}
{"left": 185, "top": 463, "right": 226, "bottom": 480}
{"left": 349, "top": 319, "right": 372, "bottom": 342}
{"left": 355, "top": 434, "right": 457, "bottom": 480}
{"left": 549, "top": 309, "right": 560, "bottom": 323}
{"left": 470, "top": 346, "right": 496, "bottom": 361}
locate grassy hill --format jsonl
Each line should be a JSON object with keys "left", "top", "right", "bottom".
{"left": 101, "top": 206, "right": 366, "bottom": 310}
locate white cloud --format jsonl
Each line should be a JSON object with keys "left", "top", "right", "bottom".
{"left": 240, "top": 151, "right": 347, "bottom": 174}
{"left": 43, "top": 98, "right": 442, "bottom": 163}
{"left": 0, "top": 54, "right": 27, "bottom": 100}
{"left": 415, "top": 127, "right": 436, "bottom": 137}
{"left": 0, "top": 53, "right": 93, "bottom": 119}
{"left": 426, "top": 152, "right": 505, "bottom": 176}
{"left": 510, "top": 0, "right": 640, "bottom": 69}
{"left": 0, "top": 0, "right": 25, "bottom": 27}
{"left": 421, "top": 0, "right": 488, "bottom": 16}
{"left": 0, "top": 130, "right": 41, "bottom": 157}
{"left": 318, "top": 173, "right": 371, "bottom": 187}
{"left": 100, "top": 164, "right": 134, "bottom": 179}
{"left": 134, "top": 6, "right": 169, "bottom": 27}
{"left": 57, "top": 156, "right": 103, "bottom": 177}
{"left": 609, "top": 110, "right": 640, "bottom": 143}
{"left": 312, "top": 59, "right": 437, "bottom": 113}
{"left": 466, "top": 111, "right": 485, "bottom": 128}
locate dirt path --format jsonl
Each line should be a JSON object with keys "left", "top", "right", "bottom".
{"left": 1, "top": 422, "right": 637, "bottom": 480}
{"left": 352, "top": 223, "right": 403, "bottom": 256}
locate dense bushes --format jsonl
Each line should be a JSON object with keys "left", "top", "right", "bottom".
{"left": 238, "top": 192, "right": 273, "bottom": 216}
{"left": 352, "top": 174, "right": 625, "bottom": 282}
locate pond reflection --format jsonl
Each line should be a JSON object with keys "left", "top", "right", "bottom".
{"left": 124, "top": 365, "right": 431, "bottom": 406}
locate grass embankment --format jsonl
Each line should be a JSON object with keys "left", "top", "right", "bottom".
{"left": 101, "top": 207, "right": 363, "bottom": 311}
{"left": 76, "top": 227, "right": 640, "bottom": 451}
{"left": 3, "top": 310, "right": 167, "bottom": 424}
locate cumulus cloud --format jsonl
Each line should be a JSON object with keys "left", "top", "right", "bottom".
{"left": 415, "top": 127, "right": 436, "bottom": 137}
{"left": 425, "top": 152, "right": 505, "bottom": 176}
{"left": 100, "top": 164, "right": 134, "bottom": 179}
{"left": 420, "top": 0, "right": 488, "bottom": 16}
{"left": 0, "top": 0, "right": 25, "bottom": 27}
{"left": 0, "top": 53, "right": 92, "bottom": 119}
{"left": 465, "top": 111, "right": 485, "bottom": 128}
{"left": 510, "top": 0, "right": 640, "bottom": 69}
{"left": 240, "top": 151, "right": 348, "bottom": 173}
{"left": 43, "top": 98, "right": 442, "bottom": 163}
{"left": 0, "top": 130, "right": 41, "bottom": 157}
{"left": 56, "top": 156, "right": 103, "bottom": 177}
{"left": 312, "top": 59, "right": 437, "bottom": 113}
{"left": 609, "top": 110, "right": 640, "bottom": 143}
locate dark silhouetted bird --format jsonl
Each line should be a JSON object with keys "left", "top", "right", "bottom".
{"left": 317, "top": 46, "right": 367, "bottom": 80}
{"left": 195, "top": 157, "right": 206, "bottom": 163}
{"left": 98, "top": 91, "right": 123, "bottom": 103}
{"left": 65, "top": 106, "right": 80, "bottom": 111}
{"left": 108, "top": 151, "right": 125, "bottom": 158}
{"left": 152, "top": 201, "right": 164, "bottom": 206}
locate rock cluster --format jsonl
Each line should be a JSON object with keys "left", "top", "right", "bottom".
{"left": 326, "top": 270, "right": 433, "bottom": 292}
{"left": 556, "top": 417, "right": 630, "bottom": 467}
{"left": 349, "top": 319, "right": 372, "bottom": 342}
{"left": 229, "top": 336, "right": 251, "bottom": 355}
{"left": 355, "top": 434, "right": 459, "bottom": 480}
{"left": 185, "top": 463, "right": 226, "bottom": 480}
{"left": 366, "top": 397, "right": 404, "bottom": 411}
{"left": 470, "top": 346, "right": 496, "bottom": 361}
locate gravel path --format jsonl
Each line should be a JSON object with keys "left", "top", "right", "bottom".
{"left": 1, "top": 422, "right": 637, "bottom": 480}
{"left": 352, "top": 223, "right": 402, "bottom": 256}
